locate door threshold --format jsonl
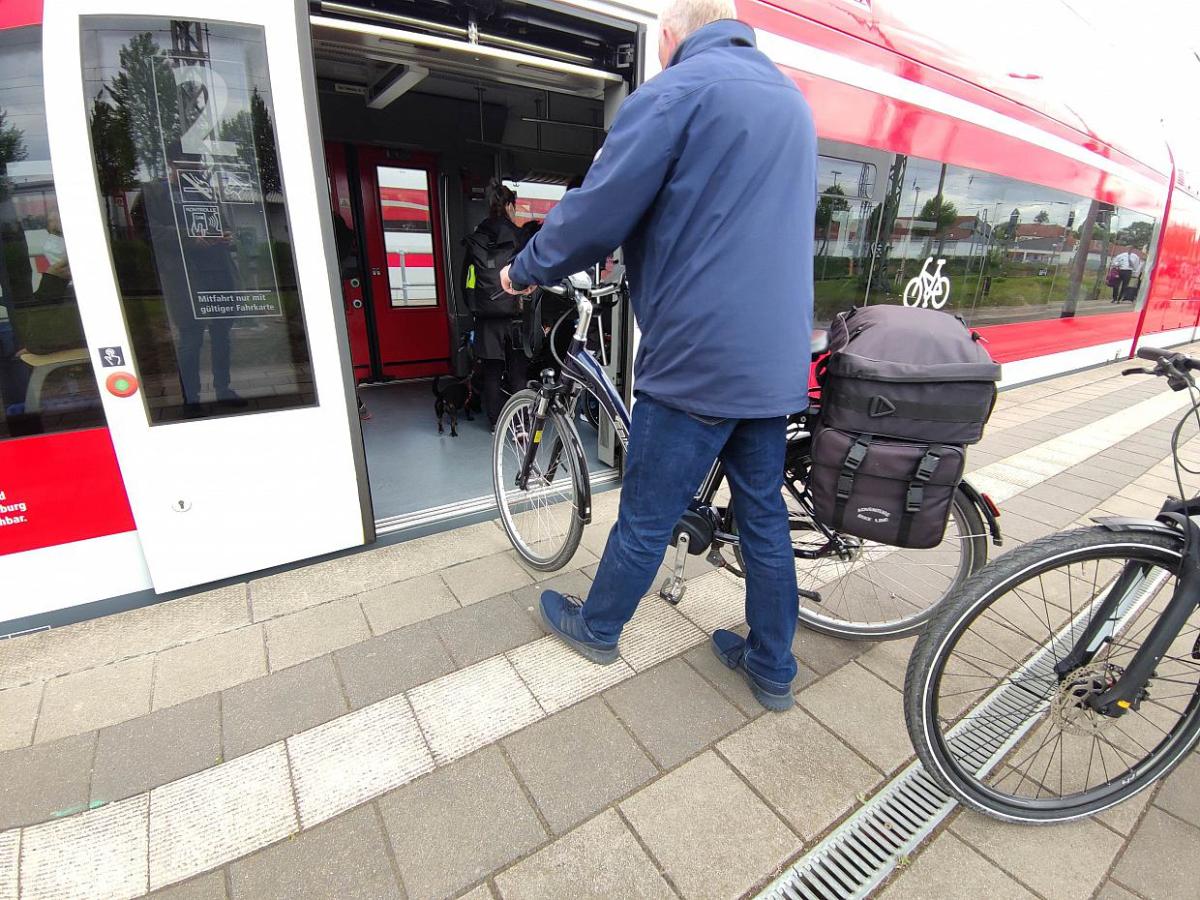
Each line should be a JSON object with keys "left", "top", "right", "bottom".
{"left": 374, "top": 469, "right": 621, "bottom": 537}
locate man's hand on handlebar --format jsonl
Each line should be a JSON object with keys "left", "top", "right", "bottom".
{"left": 500, "top": 265, "right": 535, "bottom": 296}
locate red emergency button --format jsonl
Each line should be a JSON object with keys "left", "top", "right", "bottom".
{"left": 106, "top": 371, "right": 139, "bottom": 398}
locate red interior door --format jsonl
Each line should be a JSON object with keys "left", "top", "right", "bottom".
{"left": 324, "top": 142, "right": 371, "bottom": 382}
{"left": 358, "top": 147, "right": 451, "bottom": 379}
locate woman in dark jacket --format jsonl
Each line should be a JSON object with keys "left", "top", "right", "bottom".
{"left": 470, "top": 181, "right": 532, "bottom": 431}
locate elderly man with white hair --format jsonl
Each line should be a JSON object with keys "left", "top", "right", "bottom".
{"left": 502, "top": 0, "right": 817, "bottom": 711}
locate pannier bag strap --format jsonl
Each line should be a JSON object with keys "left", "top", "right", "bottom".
{"left": 898, "top": 445, "right": 943, "bottom": 546}
{"left": 833, "top": 392, "right": 983, "bottom": 423}
{"left": 833, "top": 434, "right": 873, "bottom": 528}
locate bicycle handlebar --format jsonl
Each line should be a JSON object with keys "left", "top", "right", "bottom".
{"left": 1136, "top": 346, "right": 1200, "bottom": 371}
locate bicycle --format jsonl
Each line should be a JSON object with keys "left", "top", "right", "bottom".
{"left": 905, "top": 345, "right": 1200, "bottom": 822}
{"left": 902, "top": 257, "right": 951, "bottom": 310}
{"left": 492, "top": 271, "right": 1002, "bottom": 639}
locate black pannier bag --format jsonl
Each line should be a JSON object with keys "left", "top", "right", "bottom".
{"left": 810, "top": 305, "right": 1001, "bottom": 549}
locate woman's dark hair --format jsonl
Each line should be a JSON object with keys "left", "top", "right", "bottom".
{"left": 486, "top": 178, "right": 517, "bottom": 219}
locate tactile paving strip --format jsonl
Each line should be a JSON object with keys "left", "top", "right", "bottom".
{"left": 20, "top": 795, "right": 147, "bottom": 900}
{"left": 507, "top": 636, "right": 635, "bottom": 715}
{"left": 288, "top": 694, "right": 435, "bottom": 829}
{"left": 0, "top": 832, "right": 16, "bottom": 900}
{"left": 148, "top": 744, "right": 297, "bottom": 890}
{"left": 408, "top": 655, "right": 545, "bottom": 765}
{"left": 617, "top": 594, "right": 708, "bottom": 672}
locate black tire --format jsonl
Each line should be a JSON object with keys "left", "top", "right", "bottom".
{"left": 493, "top": 389, "right": 585, "bottom": 571}
{"left": 905, "top": 527, "right": 1200, "bottom": 823}
{"left": 733, "top": 481, "right": 987, "bottom": 640}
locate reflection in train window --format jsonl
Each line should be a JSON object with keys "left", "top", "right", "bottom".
{"left": 376, "top": 166, "right": 438, "bottom": 308}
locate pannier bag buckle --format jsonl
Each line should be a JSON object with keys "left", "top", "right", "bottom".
{"left": 906, "top": 484, "right": 925, "bottom": 514}
{"left": 914, "top": 449, "right": 942, "bottom": 483}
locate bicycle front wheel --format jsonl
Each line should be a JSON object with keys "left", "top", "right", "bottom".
{"left": 906, "top": 527, "right": 1200, "bottom": 823}
{"left": 493, "top": 389, "right": 586, "bottom": 571}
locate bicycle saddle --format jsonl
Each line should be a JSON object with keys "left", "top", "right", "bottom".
{"left": 811, "top": 329, "right": 829, "bottom": 356}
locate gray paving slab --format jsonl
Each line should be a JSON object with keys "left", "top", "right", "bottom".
{"left": 951, "top": 809, "right": 1124, "bottom": 900}
{"left": 91, "top": 694, "right": 221, "bottom": 804}
{"left": 358, "top": 572, "right": 460, "bottom": 635}
{"left": 996, "top": 493, "right": 1084, "bottom": 529}
{"left": 502, "top": 697, "right": 658, "bottom": 835}
{"left": 717, "top": 704, "right": 880, "bottom": 840}
{"left": 797, "top": 662, "right": 910, "bottom": 773}
{"left": 147, "top": 871, "right": 228, "bottom": 899}
{"left": 511, "top": 570, "right": 596, "bottom": 627}
{"left": 442, "top": 552, "right": 534, "bottom": 606}
{"left": 990, "top": 511, "right": 1055, "bottom": 545}
{"left": 432, "top": 593, "right": 543, "bottom": 667}
{"left": 455, "top": 886, "right": 494, "bottom": 900}
{"left": 1094, "top": 882, "right": 1140, "bottom": 900}
{"left": 228, "top": 805, "right": 401, "bottom": 900}
{"left": 682, "top": 644, "right": 816, "bottom": 716}
{"left": 1155, "top": 751, "right": 1200, "bottom": 828}
{"left": 334, "top": 619, "right": 456, "bottom": 708}
{"left": 0, "top": 731, "right": 94, "bottom": 828}
{"left": 493, "top": 809, "right": 673, "bottom": 900}
{"left": 620, "top": 750, "right": 798, "bottom": 900}
{"left": 0, "top": 584, "right": 249, "bottom": 689}
{"left": 1020, "top": 482, "right": 1109, "bottom": 514}
{"left": 264, "top": 598, "right": 371, "bottom": 672}
{"left": 880, "top": 833, "right": 1036, "bottom": 900}
{"left": 36, "top": 654, "right": 154, "bottom": 743}
{"left": 0, "top": 680, "right": 41, "bottom": 751}
{"left": 153, "top": 624, "right": 267, "bottom": 711}
{"left": 1076, "top": 455, "right": 1150, "bottom": 478}
{"left": 1111, "top": 808, "right": 1200, "bottom": 900}
{"left": 378, "top": 746, "right": 546, "bottom": 900}
{"left": 604, "top": 658, "right": 745, "bottom": 769}
{"left": 855, "top": 637, "right": 916, "bottom": 691}
{"left": 221, "top": 655, "right": 348, "bottom": 759}
{"left": 790, "top": 626, "right": 874, "bottom": 676}
{"left": 1096, "top": 780, "right": 1156, "bottom": 837}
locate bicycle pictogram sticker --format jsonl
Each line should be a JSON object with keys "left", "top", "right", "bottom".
{"left": 903, "top": 257, "right": 951, "bottom": 309}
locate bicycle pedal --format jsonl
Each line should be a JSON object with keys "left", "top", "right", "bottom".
{"left": 798, "top": 588, "right": 822, "bottom": 604}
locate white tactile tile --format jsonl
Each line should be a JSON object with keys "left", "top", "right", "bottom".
{"left": 148, "top": 743, "right": 297, "bottom": 891}
{"left": 675, "top": 571, "right": 746, "bottom": 634}
{"left": 506, "top": 636, "right": 635, "bottom": 714}
{"left": 0, "top": 832, "right": 14, "bottom": 900}
{"left": 20, "top": 795, "right": 148, "bottom": 900}
{"left": 617, "top": 594, "right": 706, "bottom": 672}
{"left": 408, "top": 655, "right": 544, "bottom": 764}
{"left": 288, "top": 694, "right": 435, "bottom": 828}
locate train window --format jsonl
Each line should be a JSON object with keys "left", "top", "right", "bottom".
{"left": 376, "top": 166, "right": 438, "bottom": 308}
{"left": 81, "top": 17, "right": 317, "bottom": 424}
{"left": 0, "top": 27, "right": 106, "bottom": 441}
{"left": 853, "top": 152, "right": 1155, "bottom": 324}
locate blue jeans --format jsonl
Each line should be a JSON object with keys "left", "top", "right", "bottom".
{"left": 582, "top": 394, "right": 799, "bottom": 686}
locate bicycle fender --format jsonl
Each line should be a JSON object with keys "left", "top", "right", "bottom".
{"left": 958, "top": 479, "right": 1003, "bottom": 546}
{"left": 562, "top": 424, "right": 593, "bottom": 526}
{"left": 1092, "top": 516, "right": 1180, "bottom": 537}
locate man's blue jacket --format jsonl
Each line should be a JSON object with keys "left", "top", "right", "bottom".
{"left": 509, "top": 19, "right": 816, "bottom": 419}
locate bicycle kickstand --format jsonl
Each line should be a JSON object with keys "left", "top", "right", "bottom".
{"left": 659, "top": 532, "right": 689, "bottom": 605}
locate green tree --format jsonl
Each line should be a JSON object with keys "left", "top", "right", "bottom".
{"left": 919, "top": 196, "right": 958, "bottom": 232}
{"left": 104, "top": 32, "right": 180, "bottom": 177}
{"left": 0, "top": 107, "right": 27, "bottom": 202}
{"left": 1034, "top": 209, "right": 1050, "bottom": 224}
{"left": 1117, "top": 220, "right": 1153, "bottom": 249}
{"left": 90, "top": 92, "right": 138, "bottom": 230}
{"left": 218, "top": 88, "right": 280, "bottom": 197}
{"left": 815, "top": 184, "right": 849, "bottom": 256}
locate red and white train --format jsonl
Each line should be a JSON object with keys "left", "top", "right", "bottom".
{"left": 1, "top": 0, "right": 1197, "bottom": 632}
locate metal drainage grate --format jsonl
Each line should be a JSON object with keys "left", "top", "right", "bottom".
{"left": 757, "top": 760, "right": 956, "bottom": 900}
{"left": 758, "top": 567, "right": 1164, "bottom": 899}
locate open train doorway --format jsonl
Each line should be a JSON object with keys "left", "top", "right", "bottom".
{"left": 309, "top": 1, "right": 641, "bottom": 531}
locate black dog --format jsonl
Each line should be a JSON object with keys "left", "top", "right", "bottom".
{"left": 433, "top": 375, "right": 474, "bottom": 437}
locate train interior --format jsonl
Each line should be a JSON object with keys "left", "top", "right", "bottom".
{"left": 308, "top": 2, "right": 641, "bottom": 528}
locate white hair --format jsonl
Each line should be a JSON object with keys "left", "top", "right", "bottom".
{"left": 660, "top": 0, "right": 738, "bottom": 40}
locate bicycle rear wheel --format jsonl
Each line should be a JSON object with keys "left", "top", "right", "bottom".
{"left": 733, "top": 471, "right": 987, "bottom": 639}
{"left": 493, "top": 389, "right": 585, "bottom": 571}
{"left": 906, "top": 527, "right": 1200, "bottom": 823}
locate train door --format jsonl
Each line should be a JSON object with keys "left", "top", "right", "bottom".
{"left": 358, "top": 148, "right": 451, "bottom": 379}
{"left": 44, "top": 0, "right": 372, "bottom": 592}
{"left": 325, "top": 141, "right": 372, "bottom": 381}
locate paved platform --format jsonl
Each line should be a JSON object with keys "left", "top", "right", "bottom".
{"left": 3, "top": 348, "right": 1200, "bottom": 899}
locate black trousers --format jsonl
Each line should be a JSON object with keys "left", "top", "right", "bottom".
{"left": 1112, "top": 268, "right": 1133, "bottom": 302}
{"left": 483, "top": 343, "right": 530, "bottom": 428}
